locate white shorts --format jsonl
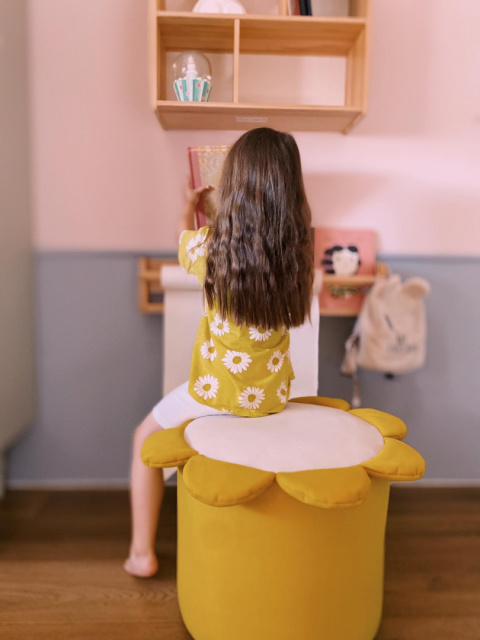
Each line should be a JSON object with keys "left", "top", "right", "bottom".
{"left": 152, "top": 381, "right": 228, "bottom": 430}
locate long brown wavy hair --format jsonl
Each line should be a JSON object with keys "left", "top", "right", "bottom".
{"left": 204, "top": 128, "right": 313, "bottom": 330}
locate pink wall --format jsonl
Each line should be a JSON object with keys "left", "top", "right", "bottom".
{"left": 29, "top": 0, "right": 480, "bottom": 254}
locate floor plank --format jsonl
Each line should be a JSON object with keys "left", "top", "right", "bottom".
{"left": 0, "top": 487, "right": 479, "bottom": 639}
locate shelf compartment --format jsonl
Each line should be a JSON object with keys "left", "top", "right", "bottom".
{"left": 239, "top": 16, "right": 366, "bottom": 56}
{"left": 158, "top": 0, "right": 285, "bottom": 16}
{"left": 155, "top": 101, "right": 362, "bottom": 132}
{"left": 158, "top": 14, "right": 366, "bottom": 57}
{"left": 157, "top": 0, "right": 370, "bottom": 18}
{"left": 158, "top": 14, "right": 236, "bottom": 53}
{"left": 164, "top": 51, "right": 234, "bottom": 102}
{"left": 239, "top": 54, "right": 346, "bottom": 106}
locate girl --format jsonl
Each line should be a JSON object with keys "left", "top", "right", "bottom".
{"left": 125, "top": 128, "right": 314, "bottom": 578}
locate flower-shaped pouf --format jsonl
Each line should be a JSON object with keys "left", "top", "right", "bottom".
{"left": 142, "top": 396, "right": 425, "bottom": 640}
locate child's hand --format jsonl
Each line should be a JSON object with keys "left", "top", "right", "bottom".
{"left": 178, "top": 183, "right": 214, "bottom": 239}
{"left": 185, "top": 183, "right": 214, "bottom": 209}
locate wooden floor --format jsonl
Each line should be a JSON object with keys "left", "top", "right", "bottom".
{"left": 0, "top": 487, "right": 479, "bottom": 640}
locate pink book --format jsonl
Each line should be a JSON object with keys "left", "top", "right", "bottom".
{"left": 288, "top": 0, "right": 301, "bottom": 15}
{"left": 188, "top": 146, "right": 230, "bottom": 229}
{"left": 314, "top": 227, "right": 377, "bottom": 314}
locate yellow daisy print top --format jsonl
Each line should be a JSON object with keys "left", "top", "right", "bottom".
{"left": 179, "top": 226, "right": 295, "bottom": 417}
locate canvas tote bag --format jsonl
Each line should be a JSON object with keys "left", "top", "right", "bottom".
{"left": 341, "top": 274, "right": 430, "bottom": 407}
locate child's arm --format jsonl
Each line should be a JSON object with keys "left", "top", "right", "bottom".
{"left": 178, "top": 183, "right": 213, "bottom": 241}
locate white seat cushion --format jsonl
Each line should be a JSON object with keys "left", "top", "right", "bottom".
{"left": 184, "top": 403, "right": 385, "bottom": 473}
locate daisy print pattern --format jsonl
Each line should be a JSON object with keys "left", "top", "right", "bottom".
{"left": 193, "top": 375, "right": 219, "bottom": 400}
{"left": 210, "top": 314, "right": 230, "bottom": 336}
{"left": 186, "top": 232, "right": 207, "bottom": 263}
{"left": 200, "top": 339, "right": 217, "bottom": 362}
{"left": 267, "top": 350, "right": 284, "bottom": 373}
{"left": 222, "top": 350, "right": 252, "bottom": 374}
{"left": 276, "top": 381, "right": 288, "bottom": 404}
{"left": 249, "top": 326, "right": 272, "bottom": 342}
{"left": 238, "top": 387, "right": 265, "bottom": 411}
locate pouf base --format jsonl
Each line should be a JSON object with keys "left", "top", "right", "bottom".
{"left": 177, "top": 469, "right": 389, "bottom": 640}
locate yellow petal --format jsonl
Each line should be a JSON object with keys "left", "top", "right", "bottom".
{"left": 361, "top": 438, "right": 425, "bottom": 481}
{"left": 276, "top": 466, "right": 371, "bottom": 508}
{"left": 289, "top": 396, "right": 350, "bottom": 411}
{"left": 141, "top": 424, "right": 198, "bottom": 468}
{"left": 349, "top": 408, "right": 407, "bottom": 440}
{"left": 183, "top": 455, "right": 275, "bottom": 507}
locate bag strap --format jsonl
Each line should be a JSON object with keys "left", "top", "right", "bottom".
{"left": 341, "top": 327, "right": 362, "bottom": 408}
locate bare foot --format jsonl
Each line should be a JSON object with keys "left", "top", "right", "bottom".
{"left": 124, "top": 550, "right": 159, "bottom": 578}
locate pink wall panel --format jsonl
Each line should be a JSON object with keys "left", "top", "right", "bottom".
{"left": 28, "top": 0, "right": 480, "bottom": 254}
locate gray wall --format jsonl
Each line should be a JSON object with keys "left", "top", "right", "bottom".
{"left": 6, "top": 253, "right": 480, "bottom": 486}
{"left": 319, "top": 256, "right": 480, "bottom": 483}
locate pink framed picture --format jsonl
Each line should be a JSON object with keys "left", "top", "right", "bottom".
{"left": 314, "top": 227, "right": 377, "bottom": 314}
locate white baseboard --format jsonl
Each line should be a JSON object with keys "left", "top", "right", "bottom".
{"left": 6, "top": 477, "right": 479, "bottom": 490}
{"left": 6, "top": 478, "right": 131, "bottom": 490}
{"left": 391, "top": 478, "right": 480, "bottom": 488}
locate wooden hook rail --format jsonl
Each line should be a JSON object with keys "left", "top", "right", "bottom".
{"left": 138, "top": 257, "right": 389, "bottom": 317}
{"left": 138, "top": 257, "right": 178, "bottom": 314}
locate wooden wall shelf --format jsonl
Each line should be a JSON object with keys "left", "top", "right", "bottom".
{"left": 154, "top": 102, "right": 363, "bottom": 132}
{"left": 151, "top": 1, "right": 371, "bottom": 132}
{"left": 138, "top": 257, "right": 386, "bottom": 317}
